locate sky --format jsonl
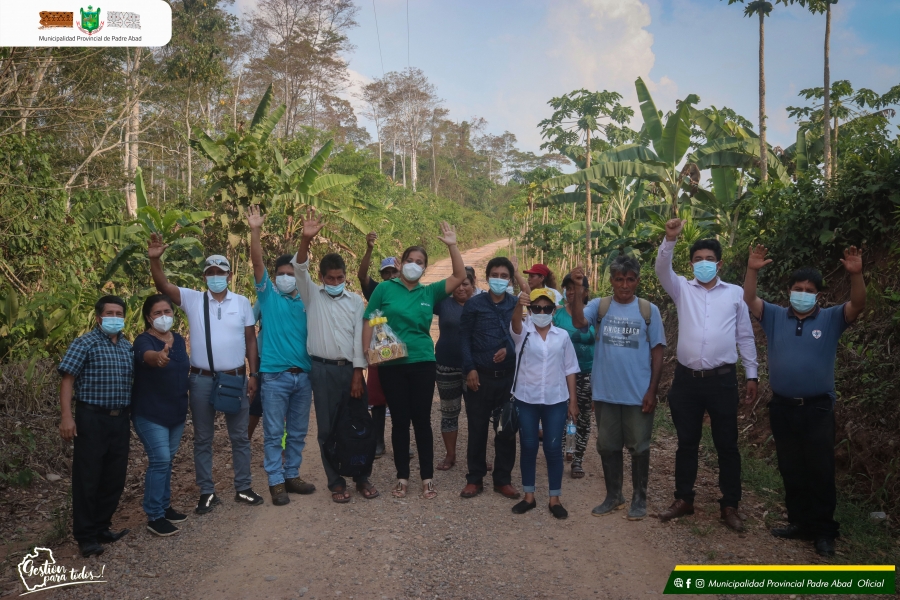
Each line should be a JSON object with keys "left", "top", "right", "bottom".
{"left": 234, "top": 0, "right": 900, "bottom": 154}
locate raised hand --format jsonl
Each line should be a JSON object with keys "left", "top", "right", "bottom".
{"left": 569, "top": 266, "right": 585, "bottom": 288}
{"left": 366, "top": 231, "right": 377, "bottom": 249}
{"left": 148, "top": 232, "right": 168, "bottom": 259}
{"left": 247, "top": 204, "right": 265, "bottom": 230}
{"left": 664, "top": 218, "right": 685, "bottom": 242}
{"left": 840, "top": 246, "right": 863, "bottom": 275}
{"left": 747, "top": 244, "right": 773, "bottom": 271}
{"left": 157, "top": 343, "right": 171, "bottom": 368}
{"left": 510, "top": 254, "right": 519, "bottom": 271}
{"left": 517, "top": 291, "right": 530, "bottom": 307}
{"left": 301, "top": 207, "right": 326, "bottom": 239}
{"left": 437, "top": 221, "right": 457, "bottom": 246}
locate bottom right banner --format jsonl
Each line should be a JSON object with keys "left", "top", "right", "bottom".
{"left": 663, "top": 565, "right": 896, "bottom": 594}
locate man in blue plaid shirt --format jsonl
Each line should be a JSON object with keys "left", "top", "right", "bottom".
{"left": 58, "top": 295, "right": 134, "bottom": 558}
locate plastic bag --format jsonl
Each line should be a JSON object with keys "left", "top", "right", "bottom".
{"left": 366, "top": 310, "right": 408, "bottom": 364}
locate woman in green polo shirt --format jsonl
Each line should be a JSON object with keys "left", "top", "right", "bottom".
{"left": 363, "top": 221, "right": 466, "bottom": 500}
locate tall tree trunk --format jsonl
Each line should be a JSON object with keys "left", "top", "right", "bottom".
{"left": 410, "top": 146, "right": 418, "bottom": 192}
{"left": 124, "top": 48, "right": 143, "bottom": 217}
{"left": 392, "top": 136, "right": 397, "bottom": 181}
{"left": 432, "top": 131, "right": 438, "bottom": 194}
{"left": 822, "top": 3, "right": 832, "bottom": 180}
{"left": 401, "top": 146, "right": 406, "bottom": 188}
{"left": 832, "top": 115, "right": 838, "bottom": 171}
{"left": 758, "top": 10, "right": 768, "bottom": 183}
{"left": 584, "top": 128, "right": 592, "bottom": 281}
{"left": 378, "top": 139, "right": 383, "bottom": 175}
{"left": 185, "top": 91, "right": 192, "bottom": 194}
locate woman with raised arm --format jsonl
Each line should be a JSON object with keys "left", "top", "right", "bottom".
{"left": 362, "top": 222, "right": 466, "bottom": 500}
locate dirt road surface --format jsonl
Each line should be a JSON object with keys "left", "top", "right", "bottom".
{"left": 29, "top": 240, "right": 836, "bottom": 600}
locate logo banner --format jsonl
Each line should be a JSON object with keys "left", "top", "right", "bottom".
{"left": 663, "top": 565, "right": 895, "bottom": 595}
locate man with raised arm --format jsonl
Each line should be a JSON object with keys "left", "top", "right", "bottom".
{"left": 148, "top": 233, "right": 263, "bottom": 514}
{"left": 654, "top": 219, "right": 758, "bottom": 532}
{"left": 743, "top": 244, "right": 865, "bottom": 557}
{"left": 247, "top": 205, "right": 316, "bottom": 507}
{"left": 293, "top": 208, "right": 379, "bottom": 503}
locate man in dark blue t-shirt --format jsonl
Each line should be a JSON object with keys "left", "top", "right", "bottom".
{"left": 744, "top": 244, "right": 866, "bottom": 557}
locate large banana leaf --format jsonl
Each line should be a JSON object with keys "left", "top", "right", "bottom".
{"left": 657, "top": 96, "right": 697, "bottom": 165}
{"left": 690, "top": 107, "right": 758, "bottom": 141}
{"left": 299, "top": 141, "right": 334, "bottom": 192}
{"left": 592, "top": 144, "right": 665, "bottom": 166}
{"left": 544, "top": 160, "right": 668, "bottom": 189}
{"left": 795, "top": 129, "right": 809, "bottom": 173}
{"left": 306, "top": 173, "right": 356, "bottom": 197}
{"left": 85, "top": 224, "right": 144, "bottom": 245}
{"left": 710, "top": 167, "right": 738, "bottom": 208}
{"left": 76, "top": 196, "right": 126, "bottom": 230}
{"left": 690, "top": 138, "right": 791, "bottom": 184}
{"left": 101, "top": 242, "right": 140, "bottom": 282}
{"left": 251, "top": 104, "right": 286, "bottom": 145}
{"left": 190, "top": 128, "right": 226, "bottom": 165}
{"left": 635, "top": 77, "right": 663, "bottom": 143}
{"left": 135, "top": 167, "right": 148, "bottom": 210}
{"left": 250, "top": 84, "right": 275, "bottom": 131}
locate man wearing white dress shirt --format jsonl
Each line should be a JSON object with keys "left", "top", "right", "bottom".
{"left": 655, "top": 218, "right": 758, "bottom": 532}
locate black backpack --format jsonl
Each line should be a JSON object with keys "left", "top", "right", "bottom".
{"left": 324, "top": 392, "right": 376, "bottom": 478}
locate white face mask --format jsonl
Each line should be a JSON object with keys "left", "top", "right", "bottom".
{"left": 275, "top": 274, "right": 297, "bottom": 294}
{"left": 401, "top": 262, "right": 424, "bottom": 282}
{"left": 531, "top": 313, "right": 553, "bottom": 328}
{"left": 152, "top": 315, "right": 174, "bottom": 333}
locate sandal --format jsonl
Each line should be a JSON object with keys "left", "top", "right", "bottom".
{"left": 331, "top": 486, "right": 351, "bottom": 504}
{"left": 422, "top": 479, "right": 437, "bottom": 500}
{"left": 571, "top": 462, "right": 585, "bottom": 479}
{"left": 356, "top": 482, "right": 379, "bottom": 500}
{"left": 391, "top": 479, "right": 408, "bottom": 498}
{"left": 436, "top": 456, "right": 455, "bottom": 471}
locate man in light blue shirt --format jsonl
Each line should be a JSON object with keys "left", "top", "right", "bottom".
{"left": 248, "top": 206, "right": 316, "bottom": 507}
{"left": 570, "top": 255, "right": 665, "bottom": 521}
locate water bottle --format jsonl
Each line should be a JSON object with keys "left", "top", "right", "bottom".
{"left": 565, "top": 418, "right": 576, "bottom": 455}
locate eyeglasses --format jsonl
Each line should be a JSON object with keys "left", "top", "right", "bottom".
{"left": 529, "top": 305, "right": 555, "bottom": 314}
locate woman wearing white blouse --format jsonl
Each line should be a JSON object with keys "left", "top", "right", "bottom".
{"left": 509, "top": 288, "right": 580, "bottom": 519}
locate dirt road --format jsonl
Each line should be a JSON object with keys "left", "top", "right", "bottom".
{"left": 37, "top": 239, "right": 833, "bottom": 600}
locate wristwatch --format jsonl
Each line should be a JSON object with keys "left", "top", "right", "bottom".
{"left": 747, "top": 377, "right": 759, "bottom": 382}
{"left": 249, "top": 372, "right": 260, "bottom": 379}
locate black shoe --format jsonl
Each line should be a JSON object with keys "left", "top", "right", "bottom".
{"left": 512, "top": 499, "right": 537, "bottom": 514}
{"left": 269, "top": 483, "right": 290, "bottom": 506}
{"left": 96, "top": 528, "right": 129, "bottom": 543}
{"left": 164, "top": 507, "right": 187, "bottom": 523}
{"left": 814, "top": 536, "right": 836, "bottom": 557}
{"left": 771, "top": 524, "right": 812, "bottom": 540}
{"left": 147, "top": 518, "right": 179, "bottom": 537}
{"left": 78, "top": 541, "right": 105, "bottom": 558}
{"left": 549, "top": 502, "right": 569, "bottom": 520}
{"left": 195, "top": 493, "right": 220, "bottom": 515}
{"left": 235, "top": 488, "right": 264, "bottom": 506}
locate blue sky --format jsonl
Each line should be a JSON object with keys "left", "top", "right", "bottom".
{"left": 236, "top": 0, "right": 900, "bottom": 153}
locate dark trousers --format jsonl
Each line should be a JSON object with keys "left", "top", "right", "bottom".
{"left": 463, "top": 371, "right": 517, "bottom": 486}
{"left": 667, "top": 366, "right": 741, "bottom": 508}
{"left": 378, "top": 361, "right": 436, "bottom": 480}
{"left": 769, "top": 395, "right": 839, "bottom": 538}
{"left": 72, "top": 406, "right": 130, "bottom": 543}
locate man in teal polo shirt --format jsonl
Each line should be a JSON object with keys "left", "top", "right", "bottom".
{"left": 248, "top": 206, "right": 316, "bottom": 506}
{"left": 744, "top": 244, "right": 866, "bottom": 557}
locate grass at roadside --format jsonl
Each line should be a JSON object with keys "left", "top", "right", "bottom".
{"left": 653, "top": 404, "right": 899, "bottom": 565}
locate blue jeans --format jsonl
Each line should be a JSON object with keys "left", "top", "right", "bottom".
{"left": 261, "top": 371, "right": 313, "bottom": 487}
{"left": 516, "top": 400, "right": 568, "bottom": 497}
{"left": 133, "top": 415, "right": 186, "bottom": 521}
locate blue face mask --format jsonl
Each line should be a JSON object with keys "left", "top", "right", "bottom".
{"left": 692, "top": 260, "right": 718, "bottom": 284}
{"left": 324, "top": 282, "right": 345, "bottom": 296}
{"left": 790, "top": 291, "right": 818, "bottom": 313}
{"left": 206, "top": 275, "right": 228, "bottom": 293}
{"left": 100, "top": 316, "right": 125, "bottom": 335}
{"left": 488, "top": 278, "right": 509, "bottom": 295}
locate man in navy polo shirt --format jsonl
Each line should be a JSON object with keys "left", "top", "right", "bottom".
{"left": 743, "top": 244, "right": 866, "bottom": 557}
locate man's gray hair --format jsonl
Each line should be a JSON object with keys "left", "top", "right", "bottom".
{"left": 609, "top": 254, "right": 641, "bottom": 277}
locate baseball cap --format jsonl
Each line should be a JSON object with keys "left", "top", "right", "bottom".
{"left": 203, "top": 255, "right": 231, "bottom": 273}
{"left": 379, "top": 257, "right": 398, "bottom": 272}
{"left": 523, "top": 264, "right": 550, "bottom": 277}
{"left": 529, "top": 288, "right": 555, "bottom": 303}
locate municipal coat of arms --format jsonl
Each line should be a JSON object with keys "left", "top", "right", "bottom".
{"left": 77, "top": 6, "right": 104, "bottom": 35}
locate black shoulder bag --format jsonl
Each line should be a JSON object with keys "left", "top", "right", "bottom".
{"left": 204, "top": 295, "right": 245, "bottom": 415}
{"left": 324, "top": 388, "right": 376, "bottom": 478}
{"left": 492, "top": 332, "right": 529, "bottom": 442}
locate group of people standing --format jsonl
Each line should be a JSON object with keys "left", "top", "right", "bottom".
{"left": 58, "top": 212, "right": 864, "bottom": 560}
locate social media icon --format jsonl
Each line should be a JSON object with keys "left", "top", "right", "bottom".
{"left": 686, "top": 579, "right": 692, "bottom": 589}
{"left": 696, "top": 579, "right": 705, "bottom": 589}
{"left": 673, "top": 578, "right": 684, "bottom": 588}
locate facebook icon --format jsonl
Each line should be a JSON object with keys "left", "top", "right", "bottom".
{"left": 686, "top": 579, "right": 692, "bottom": 589}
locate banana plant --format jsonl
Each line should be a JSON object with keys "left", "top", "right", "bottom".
{"left": 83, "top": 168, "right": 211, "bottom": 281}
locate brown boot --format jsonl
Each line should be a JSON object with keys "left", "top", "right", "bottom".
{"left": 269, "top": 483, "right": 290, "bottom": 506}
{"left": 284, "top": 477, "right": 316, "bottom": 495}
{"left": 721, "top": 506, "right": 744, "bottom": 532}
{"left": 658, "top": 499, "right": 694, "bottom": 522}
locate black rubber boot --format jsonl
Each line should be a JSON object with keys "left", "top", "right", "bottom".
{"left": 627, "top": 452, "right": 650, "bottom": 520}
{"left": 592, "top": 451, "right": 626, "bottom": 516}
{"left": 371, "top": 405, "right": 386, "bottom": 457}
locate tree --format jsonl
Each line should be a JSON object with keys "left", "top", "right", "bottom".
{"left": 727, "top": 1, "right": 773, "bottom": 183}
{"left": 538, "top": 89, "right": 634, "bottom": 276}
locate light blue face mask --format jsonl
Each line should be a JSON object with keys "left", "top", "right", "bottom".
{"left": 324, "top": 282, "right": 345, "bottom": 296}
{"left": 790, "top": 291, "right": 818, "bottom": 313}
{"left": 692, "top": 260, "right": 718, "bottom": 284}
{"left": 206, "top": 275, "right": 228, "bottom": 293}
{"left": 100, "top": 316, "right": 125, "bottom": 335}
{"left": 488, "top": 278, "right": 509, "bottom": 295}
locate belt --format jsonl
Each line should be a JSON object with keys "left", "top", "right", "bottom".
{"left": 310, "top": 356, "right": 351, "bottom": 367}
{"left": 771, "top": 393, "right": 832, "bottom": 406}
{"left": 476, "top": 366, "right": 514, "bottom": 379}
{"left": 76, "top": 400, "right": 129, "bottom": 417}
{"left": 285, "top": 367, "right": 304, "bottom": 374}
{"left": 676, "top": 363, "right": 735, "bottom": 378}
{"left": 189, "top": 366, "right": 246, "bottom": 377}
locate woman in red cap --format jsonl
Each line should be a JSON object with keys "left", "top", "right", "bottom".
{"left": 523, "top": 264, "right": 563, "bottom": 307}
